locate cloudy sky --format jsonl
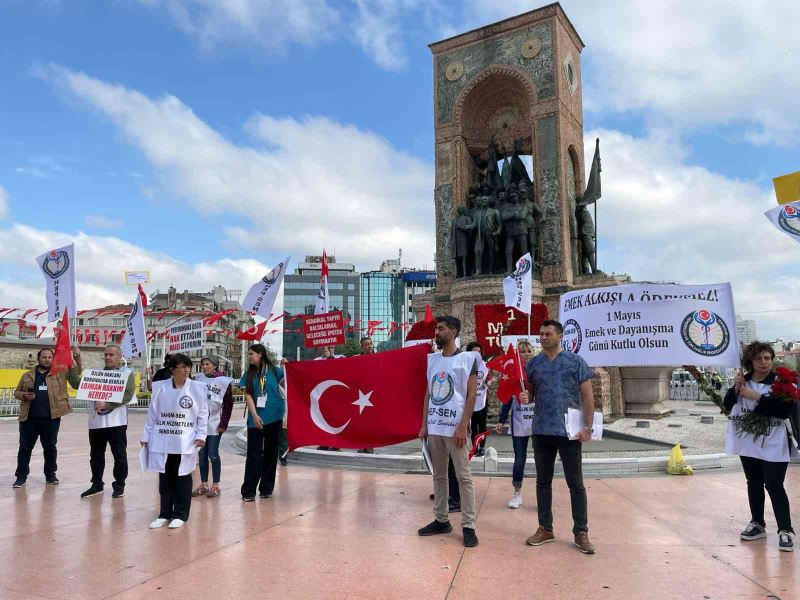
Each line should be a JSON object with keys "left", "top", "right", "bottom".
{"left": 1, "top": 0, "right": 799, "bottom": 342}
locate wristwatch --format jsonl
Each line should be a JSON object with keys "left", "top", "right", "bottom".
{"left": 583, "top": 426, "right": 593, "bottom": 433}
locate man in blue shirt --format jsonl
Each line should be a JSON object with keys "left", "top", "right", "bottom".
{"left": 521, "top": 319, "right": 596, "bottom": 554}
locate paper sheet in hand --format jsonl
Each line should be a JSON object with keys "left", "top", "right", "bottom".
{"left": 139, "top": 446, "right": 149, "bottom": 473}
{"left": 421, "top": 439, "right": 433, "bottom": 474}
{"left": 565, "top": 408, "right": 603, "bottom": 441}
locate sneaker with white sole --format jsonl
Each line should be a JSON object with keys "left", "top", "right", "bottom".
{"left": 168, "top": 519, "right": 185, "bottom": 529}
{"left": 149, "top": 518, "right": 169, "bottom": 529}
{"left": 508, "top": 491, "right": 522, "bottom": 509}
{"left": 778, "top": 530, "right": 794, "bottom": 552}
{"left": 740, "top": 521, "right": 767, "bottom": 541}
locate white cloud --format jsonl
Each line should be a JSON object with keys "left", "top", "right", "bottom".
{"left": 15, "top": 166, "right": 49, "bottom": 179}
{"left": 353, "top": 0, "right": 414, "bottom": 70}
{"left": 0, "top": 222, "right": 286, "bottom": 350}
{"left": 137, "top": 0, "right": 339, "bottom": 54}
{"left": 589, "top": 128, "right": 800, "bottom": 339}
{"left": 84, "top": 214, "right": 124, "bottom": 229}
{"left": 0, "top": 186, "right": 8, "bottom": 219}
{"left": 467, "top": 0, "right": 800, "bottom": 147}
{"left": 44, "top": 65, "right": 435, "bottom": 270}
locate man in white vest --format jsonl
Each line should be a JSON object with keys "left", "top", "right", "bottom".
{"left": 81, "top": 344, "right": 136, "bottom": 499}
{"left": 418, "top": 315, "right": 479, "bottom": 547}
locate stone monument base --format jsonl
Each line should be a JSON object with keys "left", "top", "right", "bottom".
{"left": 620, "top": 367, "right": 675, "bottom": 419}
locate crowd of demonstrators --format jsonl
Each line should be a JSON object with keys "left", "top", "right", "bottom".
{"left": 240, "top": 344, "right": 286, "bottom": 502}
{"left": 496, "top": 339, "right": 537, "bottom": 509}
{"left": 466, "top": 341, "right": 489, "bottom": 457}
{"left": 10, "top": 321, "right": 799, "bottom": 558}
{"left": 81, "top": 344, "right": 136, "bottom": 499}
{"left": 724, "top": 341, "right": 798, "bottom": 552}
{"left": 192, "top": 356, "right": 234, "bottom": 499}
{"left": 141, "top": 353, "right": 208, "bottom": 530}
{"left": 418, "top": 316, "right": 479, "bottom": 548}
{"left": 13, "top": 346, "right": 83, "bottom": 488}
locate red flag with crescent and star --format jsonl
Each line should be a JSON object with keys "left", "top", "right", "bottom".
{"left": 486, "top": 344, "right": 524, "bottom": 405}
{"left": 286, "top": 344, "right": 429, "bottom": 450}
{"left": 236, "top": 320, "right": 267, "bottom": 341}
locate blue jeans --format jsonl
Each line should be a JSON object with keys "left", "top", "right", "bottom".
{"left": 198, "top": 434, "right": 221, "bottom": 483}
{"left": 512, "top": 435, "right": 533, "bottom": 489}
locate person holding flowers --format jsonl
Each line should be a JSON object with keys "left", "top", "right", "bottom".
{"left": 723, "top": 341, "right": 799, "bottom": 552}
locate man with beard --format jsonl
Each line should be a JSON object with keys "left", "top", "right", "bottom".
{"left": 418, "top": 316, "right": 479, "bottom": 547}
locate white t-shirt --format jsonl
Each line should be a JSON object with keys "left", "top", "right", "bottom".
{"left": 725, "top": 379, "right": 796, "bottom": 462}
{"left": 472, "top": 352, "right": 489, "bottom": 412}
{"left": 194, "top": 373, "right": 234, "bottom": 435}
{"left": 426, "top": 351, "right": 476, "bottom": 437}
{"left": 87, "top": 369, "right": 134, "bottom": 430}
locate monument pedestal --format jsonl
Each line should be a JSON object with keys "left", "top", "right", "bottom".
{"left": 620, "top": 367, "right": 675, "bottom": 419}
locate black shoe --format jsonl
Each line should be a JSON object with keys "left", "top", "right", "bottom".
{"left": 418, "top": 520, "right": 453, "bottom": 536}
{"left": 12, "top": 478, "right": 26, "bottom": 489}
{"left": 46, "top": 477, "right": 59, "bottom": 485}
{"left": 279, "top": 457, "right": 288, "bottom": 466}
{"left": 448, "top": 502, "right": 462, "bottom": 513}
{"left": 463, "top": 527, "right": 479, "bottom": 547}
{"left": 80, "top": 485, "right": 104, "bottom": 498}
{"left": 242, "top": 495, "right": 255, "bottom": 502}
{"left": 111, "top": 488, "right": 125, "bottom": 499}
{"left": 429, "top": 493, "right": 435, "bottom": 501}
{"left": 260, "top": 492, "right": 272, "bottom": 499}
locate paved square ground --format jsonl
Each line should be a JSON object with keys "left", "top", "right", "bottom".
{"left": 1, "top": 414, "right": 797, "bottom": 599}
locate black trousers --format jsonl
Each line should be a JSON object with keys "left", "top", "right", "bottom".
{"left": 533, "top": 434, "right": 588, "bottom": 534}
{"left": 740, "top": 455, "right": 794, "bottom": 533}
{"left": 242, "top": 420, "right": 281, "bottom": 497}
{"left": 158, "top": 454, "right": 192, "bottom": 521}
{"left": 89, "top": 425, "right": 128, "bottom": 490}
{"left": 16, "top": 417, "right": 60, "bottom": 480}
{"left": 471, "top": 407, "right": 488, "bottom": 450}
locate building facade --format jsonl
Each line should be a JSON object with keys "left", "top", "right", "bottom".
{"left": 282, "top": 256, "right": 360, "bottom": 361}
{"left": 736, "top": 315, "right": 758, "bottom": 347}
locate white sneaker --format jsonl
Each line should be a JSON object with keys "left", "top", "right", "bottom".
{"left": 508, "top": 491, "right": 523, "bottom": 509}
{"left": 168, "top": 519, "right": 185, "bottom": 529}
{"left": 149, "top": 518, "right": 169, "bottom": 529}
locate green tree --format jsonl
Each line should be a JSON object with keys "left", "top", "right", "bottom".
{"left": 338, "top": 339, "right": 362, "bottom": 357}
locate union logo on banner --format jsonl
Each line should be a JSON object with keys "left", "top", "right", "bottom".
{"left": 513, "top": 255, "right": 532, "bottom": 277}
{"left": 262, "top": 262, "right": 283, "bottom": 285}
{"left": 42, "top": 249, "right": 70, "bottom": 279}
{"left": 680, "top": 309, "right": 730, "bottom": 356}
{"left": 561, "top": 319, "right": 583, "bottom": 353}
{"left": 779, "top": 205, "right": 800, "bottom": 236}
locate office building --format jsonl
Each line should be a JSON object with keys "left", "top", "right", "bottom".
{"left": 736, "top": 315, "right": 757, "bottom": 347}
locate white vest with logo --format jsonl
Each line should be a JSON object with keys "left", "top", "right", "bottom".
{"left": 147, "top": 379, "right": 208, "bottom": 454}
{"left": 87, "top": 369, "right": 133, "bottom": 430}
{"left": 472, "top": 352, "right": 488, "bottom": 412}
{"left": 510, "top": 398, "right": 536, "bottom": 437}
{"left": 426, "top": 351, "right": 476, "bottom": 437}
{"left": 194, "top": 374, "right": 234, "bottom": 435}
{"left": 725, "top": 379, "right": 797, "bottom": 462}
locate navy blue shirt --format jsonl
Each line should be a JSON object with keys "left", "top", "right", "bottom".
{"left": 29, "top": 369, "right": 52, "bottom": 419}
{"left": 525, "top": 350, "right": 593, "bottom": 437}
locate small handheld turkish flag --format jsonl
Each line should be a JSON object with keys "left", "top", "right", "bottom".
{"left": 486, "top": 344, "right": 524, "bottom": 404}
{"left": 286, "top": 344, "right": 429, "bottom": 450}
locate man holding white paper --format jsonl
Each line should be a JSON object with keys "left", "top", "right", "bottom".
{"left": 521, "top": 319, "right": 596, "bottom": 554}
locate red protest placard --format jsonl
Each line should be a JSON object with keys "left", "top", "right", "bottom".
{"left": 302, "top": 311, "right": 345, "bottom": 348}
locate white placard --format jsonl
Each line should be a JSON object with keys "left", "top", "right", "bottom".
{"left": 167, "top": 319, "right": 204, "bottom": 353}
{"left": 558, "top": 283, "right": 740, "bottom": 368}
{"left": 125, "top": 271, "right": 151, "bottom": 285}
{"left": 76, "top": 368, "right": 132, "bottom": 403}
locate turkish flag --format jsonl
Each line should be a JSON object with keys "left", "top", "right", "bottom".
{"left": 50, "top": 311, "right": 74, "bottom": 375}
{"left": 486, "top": 344, "right": 524, "bottom": 404}
{"left": 137, "top": 283, "right": 148, "bottom": 308}
{"left": 286, "top": 344, "right": 429, "bottom": 450}
{"left": 236, "top": 320, "right": 267, "bottom": 341}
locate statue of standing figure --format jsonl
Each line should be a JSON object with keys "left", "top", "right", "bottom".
{"left": 573, "top": 138, "right": 602, "bottom": 275}
{"left": 500, "top": 189, "right": 529, "bottom": 273}
{"left": 472, "top": 196, "right": 502, "bottom": 275}
{"left": 519, "top": 180, "right": 542, "bottom": 265}
{"left": 451, "top": 206, "right": 474, "bottom": 278}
